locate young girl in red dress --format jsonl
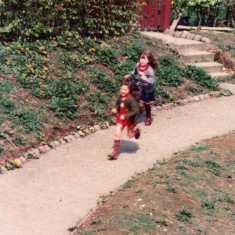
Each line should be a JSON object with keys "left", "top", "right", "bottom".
{"left": 125, "top": 50, "right": 158, "bottom": 126}
{"left": 108, "top": 80, "right": 141, "bottom": 160}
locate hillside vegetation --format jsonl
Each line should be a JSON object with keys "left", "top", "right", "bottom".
{"left": 0, "top": 32, "right": 221, "bottom": 166}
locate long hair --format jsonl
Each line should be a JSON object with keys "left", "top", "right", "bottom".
{"left": 140, "top": 50, "right": 158, "bottom": 70}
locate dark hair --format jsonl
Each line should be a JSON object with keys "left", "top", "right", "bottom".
{"left": 140, "top": 50, "right": 158, "bottom": 70}
{"left": 120, "top": 80, "right": 140, "bottom": 102}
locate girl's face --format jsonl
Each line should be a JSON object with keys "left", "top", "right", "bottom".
{"left": 120, "top": 85, "right": 130, "bottom": 97}
{"left": 139, "top": 55, "right": 149, "bottom": 66}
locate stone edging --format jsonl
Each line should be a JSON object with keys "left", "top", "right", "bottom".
{"left": 164, "top": 29, "right": 211, "bottom": 44}
{"left": 0, "top": 89, "right": 232, "bottom": 175}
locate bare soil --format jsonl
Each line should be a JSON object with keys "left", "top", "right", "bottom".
{"left": 77, "top": 131, "right": 235, "bottom": 235}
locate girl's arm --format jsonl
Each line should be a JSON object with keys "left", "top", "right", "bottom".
{"left": 124, "top": 97, "right": 139, "bottom": 118}
{"left": 140, "top": 67, "right": 156, "bottom": 84}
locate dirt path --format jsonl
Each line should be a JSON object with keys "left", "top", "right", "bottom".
{"left": 0, "top": 83, "right": 235, "bottom": 235}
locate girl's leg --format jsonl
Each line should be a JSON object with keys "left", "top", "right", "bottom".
{"left": 108, "top": 124, "right": 124, "bottom": 159}
{"left": 127, "top": 125, "right": 141, "bottom": 139}
{"left": 114, "top": 124, "right": 124, "bottom": 140}
{"left": 144, "top": 102, "right": 152, "bottom": 126}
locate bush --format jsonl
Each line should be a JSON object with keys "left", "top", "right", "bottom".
{"left": 183, "top": 65, "right": 219, "bottom": 90}
{"left": 87, "top": 69, "right": 118, "bottom": 97}
{"left": 157, "top": 55, "right": 183, "bottom": 87}
{"left": 0, "top": 0, "right": 137, "bottom": 40}
{"left": 121, "top": 40, "right": 144, "bottom": 61}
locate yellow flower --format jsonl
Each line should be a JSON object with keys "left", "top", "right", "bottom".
{"left": 43, "top": 66, "right": 48, "bottom": 71}
{"left": 42, "top": 51, "right": 48, "bottom": 55}
{"left": 30, "top": 68, "right": 35, "bottom": 73}
{"left": 5, "top": 61, "right": 10, "bottom": 65}
{"left": 43, "top": 57, "right": 49, "bottom": 62}
{"left": 22, "top": 74, "right": 26, "bottom": 77}
{"left": 39, "top": 46, "right": 45, "bottom": 51}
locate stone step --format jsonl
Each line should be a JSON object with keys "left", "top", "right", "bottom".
{"left": 174, "top": 41, "right": 206, "bottom": 52}
{"left": 179, "top": 51, "right": 215, "bottom": 63}
{"left": 209, "top": 72, "right": 234, "bottom": 81}
{"left": 187, "top": 62, "right": 224, "bottom": 73}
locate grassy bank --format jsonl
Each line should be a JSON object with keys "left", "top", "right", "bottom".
{"left": 76, "top": 131, "right": 235, "bottom": 235}
{"left": 0, "top": 31, "right": 230, "bottom": 166}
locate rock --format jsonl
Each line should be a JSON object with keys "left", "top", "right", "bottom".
{"left": 194, "top": 35, "right": 202, "bottom": 41}
{"left": 187, "top": 33, "right": 196, "bottom": 40}
{"left": 78, "top": 131, "right": 86, "bottom": 137}
{"left": 174, "top": 31, "right": 182, "bottom": 38}
{"left": 181, "top": 31, "right": 189, "bottom": 39}
{"left": 19, "top": 156, "right": 27, "bottom": 163}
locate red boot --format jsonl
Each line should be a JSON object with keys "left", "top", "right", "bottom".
{"left": 107, "top": 140, "right": 120, "bottom": 160}
{"left": 144, "top": 103, "right": 152, "bottom": 126}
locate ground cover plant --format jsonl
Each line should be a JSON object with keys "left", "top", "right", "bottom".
{"left": 0, "top": 31, "right": 228, "bottom": 167}
{"left": 75, "top": 131, "right": 235, "bottom": 235}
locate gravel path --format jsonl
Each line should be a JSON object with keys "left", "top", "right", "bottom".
{"left": 0, "top": 83, "right": 235, "bottom": 235}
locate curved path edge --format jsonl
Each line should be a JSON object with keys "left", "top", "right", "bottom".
{"left": 0, "top": 83, "right": 235, "bottom": 235}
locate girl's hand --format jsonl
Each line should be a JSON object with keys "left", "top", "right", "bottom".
{"left": 139, "top": 72, "right": 146, "bottom": 80}
{"left": 124, "top": 75, "right": 130, "bottom": 80}
{"left": 120, "top": 114, "right": 125, "bottom": 120}
{"left": 111, "top": 108, "right": 117, "bottom": 114}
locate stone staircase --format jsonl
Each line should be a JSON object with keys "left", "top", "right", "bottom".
{"left": 140, "top": 31, "right": 233, "bottom": 81}
{"left": 175, "top": 41, "right": 231, "bottom": 80}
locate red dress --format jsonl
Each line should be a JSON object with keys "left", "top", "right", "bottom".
{"left": 116, "top": 95, "right": 136, "bottom": 130}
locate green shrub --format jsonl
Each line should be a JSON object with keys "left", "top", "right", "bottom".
{"left": 14, "top": 109, "right": 42, "bottom": 135}
{"left": 13, "top": 136, "right": 27, "bottom": 146}
{"left": 0, "top": 0, "right": 137, "bottom": 40}
{"left": 96, "top": 46, "right": 119, "bottom": 69}
{"left": 114, "top": 60, "right": 136, "bottom": 79}
{"left": 51, "top": 97, "right": 78, "bottom": 120}
{"left": 87, "top": 69, "right": 118, "bottom": 96}
{"left": 121, "top": 40, "right": 144, "bottom": 61}
{"left": 0, "top": 96, "right": 17, "bottom": 115}
{"left": 157, "top": 55, "right": 183, "bottom": 87}
{"left": 155, "top": 85, "right": 174, "bottom": 103}
{"left": 183, "top": 65, "right": 219, "bottom": 90}
{"left": 0, "top": 145, "right": 3, "bottom": 155}
{"left": 201, "top": 200, "right": 215, "bottom": 209}
{"left": 0, "top": 79, "right": 12, "bottom": 95}
{"left": 175, "top": 209, "right": 192, "bottom": 222}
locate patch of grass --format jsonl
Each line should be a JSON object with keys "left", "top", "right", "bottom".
{"left": 193, "top": 190, "right": 209, "bottom": 200}
{"left": 125, "top": 215, "right": 157, "bottom": 233}
{"left": 123, "top": 177, "right": 136, "bottom": 189}
{"left": 175, "top": 209, "right": 192, "bottom": 223}
{"left": 217, "top": 194, "right": 234, "bottom": 204}
{"left": 166, "top": 186, "right": 177, "bottom": 193}
{"left": 201, "top": 200, "right": 216, "bottom": 209}
{"left": 77, "top": 132, "right": 235, "bottom": 234}
{"left": 13, "top": 136, "right": 28, "bottom": 146}
{"left": 192, "top": 144, "right": 210, "bottom": 151}
{"left": 135, "top": 188, "right": 144, "bottom": 194}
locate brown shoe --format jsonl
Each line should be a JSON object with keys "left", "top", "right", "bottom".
{"left": 134, "top": 127, "right": 141, "bottom": 139}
